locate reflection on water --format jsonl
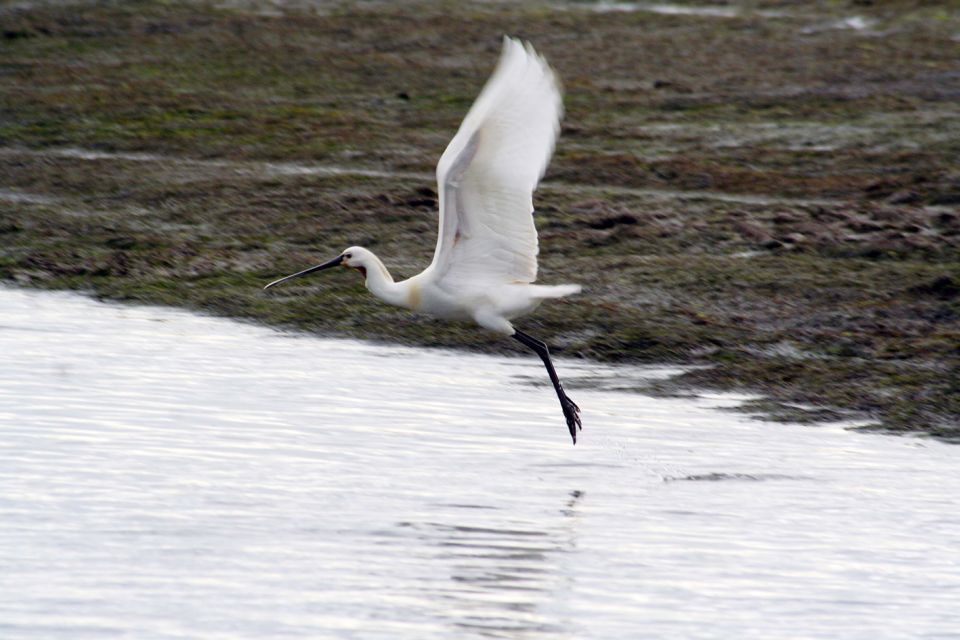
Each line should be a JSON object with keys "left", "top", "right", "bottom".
{"left": 663, "top": 473, "right": 812, "bottom": 483}
{"left": 2, "top": 286, "right": 960, "bottom": 639}
{"left": 402, "top": 490, "right": 585, "bottom": 638}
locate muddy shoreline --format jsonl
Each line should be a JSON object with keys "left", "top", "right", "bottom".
{"left": 2, "top": 0, "right": 958, "bottom": 438}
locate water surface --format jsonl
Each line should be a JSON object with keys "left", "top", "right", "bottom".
{"left": 1, "top": 287, "right": 958, "bottom": 639}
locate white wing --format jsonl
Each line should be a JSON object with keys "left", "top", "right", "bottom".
{"left": 429, "top": 36, "right": 562, "bottom": 288}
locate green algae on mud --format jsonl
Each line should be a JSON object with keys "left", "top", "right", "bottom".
{"left": 1, "top": 0, "right": 958, "bottom": 439}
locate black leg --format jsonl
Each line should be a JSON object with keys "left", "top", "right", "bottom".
{"left": 513, "top": 330, "right": 582, "bottom": 444}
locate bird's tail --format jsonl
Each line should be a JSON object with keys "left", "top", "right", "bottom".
{"left": 529, "top": 284, "right": 582, "bottom": 299}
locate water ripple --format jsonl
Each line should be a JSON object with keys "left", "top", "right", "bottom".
{"left": 1, "top": 286, "right": 959, "bottom": 638}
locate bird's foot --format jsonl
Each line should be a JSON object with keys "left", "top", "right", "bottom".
{"left": 561, "top": 394, "right": 582, "bottom": 444}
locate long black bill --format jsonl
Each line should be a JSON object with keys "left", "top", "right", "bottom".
{"left": 263, "top": 254, "right": 343, "bottom": 290}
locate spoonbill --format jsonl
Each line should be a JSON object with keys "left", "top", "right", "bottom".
{"left": 265, "top": 37, "right": 582, "bottom": 443}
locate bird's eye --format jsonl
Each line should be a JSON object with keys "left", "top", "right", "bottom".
{"left": 344, "top": 253, "right": 352, "bottom": 259}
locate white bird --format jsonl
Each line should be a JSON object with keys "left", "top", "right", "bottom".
{"left": 265, "top": 36, "right": 583, "bottom": 443}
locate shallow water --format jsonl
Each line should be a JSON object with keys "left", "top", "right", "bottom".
{"left": 584, "top": 2, "right": 741, "bottom": 17}
{"left": 1, "top": 287, "right": 959, "bottom": 639}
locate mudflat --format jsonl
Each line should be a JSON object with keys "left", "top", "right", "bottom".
{"left": 1, "top": 0, "right": 958, "bottom": 437}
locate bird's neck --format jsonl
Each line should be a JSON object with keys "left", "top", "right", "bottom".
{"left": 363, "top": 254, "right": 408, "bottom": 308}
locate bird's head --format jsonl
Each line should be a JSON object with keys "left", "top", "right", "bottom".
{"left": 339, "top": 246, "right": 376, "bottom": 279}
{"left": 263, "top": 246, "right": 375, "bottom": 290}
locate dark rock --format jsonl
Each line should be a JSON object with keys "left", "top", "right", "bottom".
{"left": 864, "top": 179, "right": 899, "bottom": 198}
{"left": 105, "top": 236, "right": 136, "bottom": 249}
{"left": 910, "top": 275, "right": 960, "bottom": 300}
{"left": 3, "top": 29, "right": 35, "bottom": 40}
{"left": 587, "top": 214, "right": 639, "bottom": 230}
{"left": 930, "top": 191, "right": 960, "bottom": 206}
{"left": 652, "top": 79, "right": 692, "bottom": 93}
{"left": 937, "top": 210, "right": 958, "bottom": 227}
{"left": 403, "top": 186, "right": 436, "bottom": 208}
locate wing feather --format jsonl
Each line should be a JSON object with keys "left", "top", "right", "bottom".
{"left": 430, "top": 37, "right": 562, "bottom": 288}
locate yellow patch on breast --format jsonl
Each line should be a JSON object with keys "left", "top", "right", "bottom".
{"left": 407, "top": 282, "right": 422, "bottom": 310}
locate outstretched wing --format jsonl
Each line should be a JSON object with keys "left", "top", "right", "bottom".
{"left": 429, "top": 36, "right": 562, "bottom": 288}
